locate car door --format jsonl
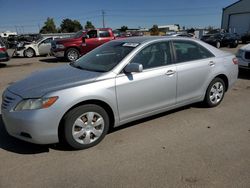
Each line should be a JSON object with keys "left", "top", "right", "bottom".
{"left": 98, "top": 30, "right": 114, "bottom": 45}
{"left": 115, "top": 41, "right": 177, "bottom": 122}
{"left": 38, "top": 38, "right": 52, "bottom": 55}
{"left": 172, "top": 40, "right": 215, "bottom": 104}
{"left": 82, "top": 30, "right": 99, "bottom": 54}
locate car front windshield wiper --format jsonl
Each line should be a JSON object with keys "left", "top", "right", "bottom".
{"left": 69, "top": 62, "right": 106, "bottom": 73}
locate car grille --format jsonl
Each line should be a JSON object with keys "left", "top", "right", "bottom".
{"left": 245, "top": 51, "right": 250, "bottom": 60}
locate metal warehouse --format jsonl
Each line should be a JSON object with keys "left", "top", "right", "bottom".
{"left": 221, "top": 0, "right": 250, "bottom": 35}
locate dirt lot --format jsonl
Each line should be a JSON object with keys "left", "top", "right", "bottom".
{"left": 0, "top": 46, "right": 250, "bottom": 188}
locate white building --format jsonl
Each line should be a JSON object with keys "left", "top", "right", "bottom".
{"left": 158, "top": 25, "right": 179, "bottom": 33}
{"left": 0, "top": 31, "right": 17, "bottom": 38}
{"left": 221, "top": 0, "right": 250, "bottom": 35}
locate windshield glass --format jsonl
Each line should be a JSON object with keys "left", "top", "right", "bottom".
{"left": 73, "top": 30, "right": 85, "bottom": 38}
{"left": 35, "top": 37, "right": 45, "bottom": 43}
{"left": 72, "top": 41, "right": 139, "bottom": 72}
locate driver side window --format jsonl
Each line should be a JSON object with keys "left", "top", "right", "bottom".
{"left": 87, "top": 30, "right": 97, "bottom": 38}
{"left": 131, "top": 42, "right": 172, "bottom": 70}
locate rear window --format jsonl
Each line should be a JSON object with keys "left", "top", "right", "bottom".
{"left": 173, "top": 40, "right": 214, "bottom": 63}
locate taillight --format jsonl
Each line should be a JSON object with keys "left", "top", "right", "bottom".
{"left": 0, "top": 47, "right": 6, "bottom": 52}
{"left": 232, "top": 57, "right": 238, "bottom": 65}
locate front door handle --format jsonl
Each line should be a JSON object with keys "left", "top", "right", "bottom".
{"left": 166, "top": 70, "right": 176, "bottom": 76}
{"left": 209, "top": 61, "right": 215, "bottom": 66}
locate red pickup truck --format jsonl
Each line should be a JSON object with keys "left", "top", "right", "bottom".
{"left": 51, "top": 28, "right": 115, "bottom": 61}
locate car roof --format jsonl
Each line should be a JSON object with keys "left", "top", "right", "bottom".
{"left": 114, "top": 36, "right": 190, "bottom": 44}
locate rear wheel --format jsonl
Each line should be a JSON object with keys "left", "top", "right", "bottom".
{"left": 61, "top": 104, "right": 110, "bottom": 150}
{"left": 65, "top": 48, "right": 80, "bottom": 62}
{"left": 204, "top": 78, "right": 225, "bottom": 107}
{"left": 231, "top": 40, "right": 238, "bottom": 48}
{"left": 24, "top": 48, "right": 35, "bottom": 58}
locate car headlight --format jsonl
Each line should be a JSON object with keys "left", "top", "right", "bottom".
{"left": 14, "top": 96, "right": 58, "bottom": 111}
{"left": 56, "top": 44, "right": 65, "bottom": 49}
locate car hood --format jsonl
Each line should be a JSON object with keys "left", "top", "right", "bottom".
{"left": 8, "top": 64, "right": 102, "bottom": 98}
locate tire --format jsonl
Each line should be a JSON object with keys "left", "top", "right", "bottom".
{"left": 61, "top": 104, "right": 110, "bottom": 150}
{"left": 24, "top": 48, "right": 35, "bottom": 58}
{"left": 230, "top": 40, "right": 238, "bottom": 48}
{"left": 204, "top": 78, "right": 225, "bottom": 108}
{"left": 65, "top": 48, "right": 80, "bottom": 62}
{"left": 216, "top": 41, "right": 221, "bottom": 48}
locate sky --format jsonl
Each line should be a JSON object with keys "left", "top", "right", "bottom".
{"left": 0, "top": 0, "right": 238, "bottom": 33}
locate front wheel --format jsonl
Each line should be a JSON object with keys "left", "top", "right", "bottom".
{"left": 204, "top": 78, "right": 225, "bottom": 107}
{"left": 24, "top": 48, "right": 35, "bottom": 58}
{"left": 61, "top": 104, "right": 110, "bottom": 150}
{"left": 65, "top": 48, "right": 80, "bottom": 62}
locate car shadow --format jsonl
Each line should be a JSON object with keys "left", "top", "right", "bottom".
{"left": 0, "top": 63, "right": 7, "bottom": 68}
{"left": 109, "top": 105, "right": 191, "bottom": 133}
{"left": 39, "top": 58, "right": 68, "bottom": 63}
{"left": 238, "top": 69, "right": 250, "bottom": 80}
{"left": 0, "top": 105, "right": 193, "bottom": 154}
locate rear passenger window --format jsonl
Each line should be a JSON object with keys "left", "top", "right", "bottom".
{"left": 99, "top": 31, "right": 111, "bottom": 38}
{"left": 131, "top": 42, "right": 172, "bottom": 69}
{"left": 173, "top": 41, "right": 214, "bottom": 63}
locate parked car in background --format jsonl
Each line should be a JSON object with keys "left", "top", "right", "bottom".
{"left": 167, "top": 32, "right": 194, "bottom": 38}
{"left": 51, "top": 28, "right": 116, "bottom": 61}
{"left": 236, "top": 44, "right": 250, "bottom": 69}
{"left": 2, "top": 37, "right": 238, "bottom": 150}
{"left": 201, "top": 33, "right": 239, "bottom": 48}
{"left": 0, "top": 37, "right": 9, "bottom": 62}
{"left": 14, "top": 36, "right": 56, "bottom": 58}
{"left": 241, "top": 33, "right": 250, "bottom": 44}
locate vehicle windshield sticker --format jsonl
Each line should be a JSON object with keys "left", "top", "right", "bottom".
{"left": 123, "top": 43, "right": 140, "bottom": 47}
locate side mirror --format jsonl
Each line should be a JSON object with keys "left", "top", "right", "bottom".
{"left": 124, "top": 63, "right": 143, "bottom": 73}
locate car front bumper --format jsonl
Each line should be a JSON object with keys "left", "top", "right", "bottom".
{"left": 0, "top": 52, "right": 9, "bottom": 62}
{"left": 1, "top": 90, "right": 59, "bottom": 144}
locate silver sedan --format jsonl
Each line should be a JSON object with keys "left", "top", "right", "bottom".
{"left": 1, "top": 36, "right": 238, "bottom": 150}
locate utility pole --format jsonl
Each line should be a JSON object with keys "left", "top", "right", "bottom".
{"left": 102, "top": 10, "right": 105, "bottom": 28}
{"left": 38, "top": 23, "right": 41, "bottom": 32}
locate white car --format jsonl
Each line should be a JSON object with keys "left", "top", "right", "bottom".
{"left": 236, "top": 44, "right": 250, "bottom": 69}
{"left": 14, "top": 37, "right": 56, "bottom": 58}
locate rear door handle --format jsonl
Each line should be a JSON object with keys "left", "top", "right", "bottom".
{"left": 166, "top": 70, "right": 176, "bottom": 76}
{"left": 209, "top": 61, "right": 215, "bottom": 66}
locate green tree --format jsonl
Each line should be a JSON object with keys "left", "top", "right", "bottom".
{"left": 60, "top": 19, "right": 83, "bottom": 33}
{"left": 120, "top": 26, "right": 128, "bottom": 32}
{"left": 84, "top": 21, "right": 95, "bottom": 30}
{"left": 150, "top": 25, "right": 159, "bottom": 36}
{"left": 40, "top": 17, "right": 57, "bottom": 34}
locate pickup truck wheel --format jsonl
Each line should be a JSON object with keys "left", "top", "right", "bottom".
{"left": 24, "top": 48, "right": 35, "bottom": 58}
{"left": 62, "top": 104, "right": 110, "bottom": 150}
{"left": 66, "top": 48, "right": 79, "bottom": 62}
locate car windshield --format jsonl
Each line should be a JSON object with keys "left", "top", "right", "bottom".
{"left": 73, "top": 30, "right": 85, "bottom": 38}
{"left": 71, "top": 41, "right": 139, "bottom": 72}
{"left": 35, "top": 37, "right": 45, "bottom": 43}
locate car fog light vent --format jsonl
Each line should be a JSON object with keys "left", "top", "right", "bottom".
{"left": 20, "top": 132, "right": 32, "bottom": 139}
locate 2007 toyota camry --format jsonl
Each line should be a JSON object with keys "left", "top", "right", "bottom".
{"left": 1, "top": 37, "right": 238, "bottom": 150}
